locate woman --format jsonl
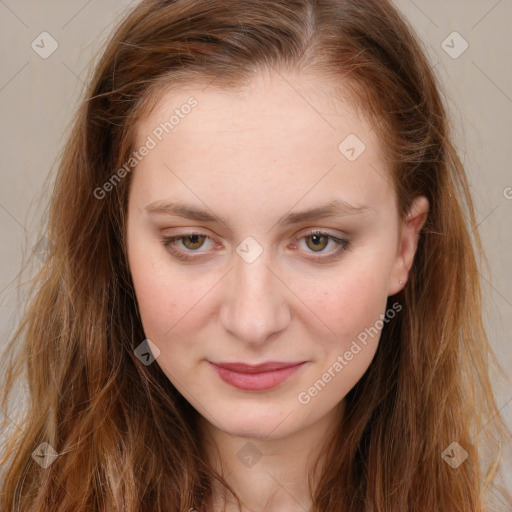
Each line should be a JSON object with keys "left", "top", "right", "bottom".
{"left": 1, "top": 0, "right": 510, "bottom": 510}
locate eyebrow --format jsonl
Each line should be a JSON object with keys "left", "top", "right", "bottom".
{"left": 145, "top": 198, "right": 370, "bottom": 227}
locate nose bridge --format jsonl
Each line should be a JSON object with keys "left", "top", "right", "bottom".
{"left": 220, "top": 248, "right": 290, "bottom": 344}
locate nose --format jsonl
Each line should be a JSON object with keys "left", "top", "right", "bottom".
{"left": 219, "top": 250, "right": 291, "bottom": 347}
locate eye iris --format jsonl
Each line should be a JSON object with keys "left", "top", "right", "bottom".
{"left": 305, "top": 234, "right": 328, "bottom": 252}
{"left": 182, "top": 234, "right": 205, "bottom": 250}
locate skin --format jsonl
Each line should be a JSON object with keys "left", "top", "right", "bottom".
{"left": 126, "top": 68, "right": 429, "bottom": 512}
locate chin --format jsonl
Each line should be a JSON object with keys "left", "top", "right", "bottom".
{"left": 222, "top": 421, "right": 287, "bottom": 440}
{"left": 209, "top": 403, "right": 301, "bottom": 439}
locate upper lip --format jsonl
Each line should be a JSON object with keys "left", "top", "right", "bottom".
{"left": 210, "top": 361, "right": 305, "bottom": 373}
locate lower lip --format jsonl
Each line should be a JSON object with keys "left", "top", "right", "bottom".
{"left": 210, "top": 362, "right": 306, "bottom": 391}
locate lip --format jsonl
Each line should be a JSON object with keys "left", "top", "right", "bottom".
{"left": 209, "top": 361, "right": 307, "bottom": 391}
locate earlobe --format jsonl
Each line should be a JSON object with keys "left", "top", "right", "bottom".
{"left": 388, "top": 195, "right": 429, "bottom": 296}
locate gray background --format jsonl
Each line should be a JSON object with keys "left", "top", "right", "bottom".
{"left": 0, "top": 0, "right": 510, "bottom": 497}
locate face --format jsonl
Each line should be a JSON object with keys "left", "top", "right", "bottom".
{"left": 125, "top": 69, "right": 427, "bottom": 440}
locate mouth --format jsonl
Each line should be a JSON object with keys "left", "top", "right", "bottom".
{"left": 209, "top": 361, "right": 307, "bottom": 391}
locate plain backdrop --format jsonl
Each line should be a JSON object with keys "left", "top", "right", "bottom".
{"left": 0, "top": 0, "right": 511, "bottom": 496}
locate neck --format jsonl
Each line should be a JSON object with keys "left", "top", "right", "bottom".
{"left": 198, "top": 401, "right": 345, "bottom": 512}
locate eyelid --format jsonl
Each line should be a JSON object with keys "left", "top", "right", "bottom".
{"left": 291, "top": 227, "right": 350, "bottom": 243}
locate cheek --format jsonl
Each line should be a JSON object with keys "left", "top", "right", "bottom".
{"left": 294, "top": 264, "right": 391, "bottom": 341}
{"left": 127, "top": 241, "right": 209, "bottom": 342}
{"left": 293, "top": 275, "right": 388, "bottom": 409}
{"left": 128, "top": 256, "right": 214, "bottom": 390}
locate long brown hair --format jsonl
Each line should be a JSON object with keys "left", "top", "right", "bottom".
{"left": 1, "top": 0, "right": 510, "bottom": 510}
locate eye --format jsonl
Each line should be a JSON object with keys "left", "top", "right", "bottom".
{"left": 292, "top": 230, "right": 351, "bottom": 261}
{"left": 161, "top": 232, "right": 217, "bottom": 261}
{"left": 161, "top": 229, "right": 351, "bottom": 262}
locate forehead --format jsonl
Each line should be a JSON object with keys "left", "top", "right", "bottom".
{"left": 138, "top": 69, "right": 368, "bottom": 142}
{"left": 131, "top": 70, "right": 394, "bottom": 217}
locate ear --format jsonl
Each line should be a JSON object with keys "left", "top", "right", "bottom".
{"left": 388, "top": 195, "right": 429, "bottom": 296}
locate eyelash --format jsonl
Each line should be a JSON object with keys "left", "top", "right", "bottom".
{"left": 160, "top": 230, "right": 352, "bottom": 263}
